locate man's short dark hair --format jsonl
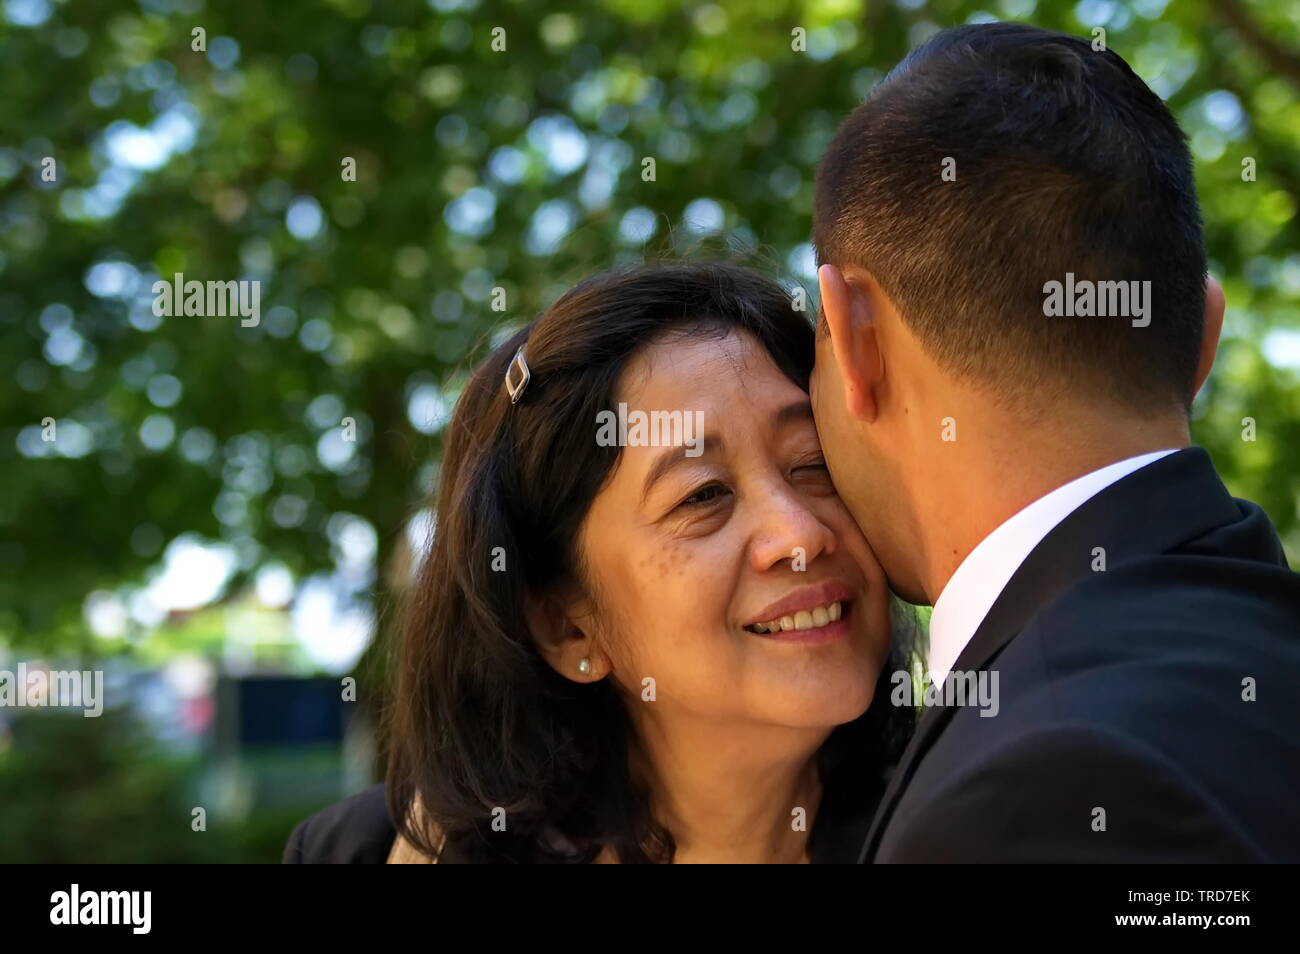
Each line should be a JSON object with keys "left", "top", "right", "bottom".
{"left": 813, "top": 22, "right": 1207, "bottom": 412}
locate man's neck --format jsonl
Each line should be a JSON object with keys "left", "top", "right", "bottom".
{"left": 912, "top": 413, "right": 1191, "bottom": 604}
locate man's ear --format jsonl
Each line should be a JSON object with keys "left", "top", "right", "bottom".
{"left": 1192, "top": 273, "right": 1225, "bottom": 399}
{"left": 523, "top": 587, "right": 606, "bottom": 683}
{"left": 818, "top": 264, "right": 882, "bottom": 422}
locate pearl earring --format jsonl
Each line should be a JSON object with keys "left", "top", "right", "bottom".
{"left": 577, "top": 657, "right": 591, "bottom": 675}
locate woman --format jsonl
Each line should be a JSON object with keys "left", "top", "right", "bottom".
{"left": 284, "top": 261, "right": 917, "bottom": 863}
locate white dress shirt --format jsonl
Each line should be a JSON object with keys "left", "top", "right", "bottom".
{"left": 926, "top": 449, "right": 1179, "bottom": 685}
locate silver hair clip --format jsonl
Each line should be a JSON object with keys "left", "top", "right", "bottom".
{"left": 504, "top": 345, "right": 531, "bottom": 404}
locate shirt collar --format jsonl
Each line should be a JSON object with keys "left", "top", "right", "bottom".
{"left": 925, "top": 449, "right": 1179, "bottom": 685}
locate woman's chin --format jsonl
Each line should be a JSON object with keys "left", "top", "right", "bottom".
{"left": 759, "top": 673, "right": 880, "bottom": 728}
{"left": 725, "top": 618, "right": 891, "bottom": 727}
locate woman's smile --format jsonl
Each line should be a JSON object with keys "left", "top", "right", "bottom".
{"left": 741, "top": 578, "right": 858, "bottom": 644}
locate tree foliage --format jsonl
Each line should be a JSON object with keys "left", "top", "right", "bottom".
{"left": 2, "top": 0, "right": 1297, "bottom": 657}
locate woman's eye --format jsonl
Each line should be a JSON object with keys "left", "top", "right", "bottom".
{"left": 794, "top": 460, "right": 834, "bottom": 490}
{"left": 679, "top": 482, "right": 730, "bottom": 508}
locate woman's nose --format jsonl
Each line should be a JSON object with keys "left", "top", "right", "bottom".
{"left": 749, "top": 491, "right": 837, "bottom": 573}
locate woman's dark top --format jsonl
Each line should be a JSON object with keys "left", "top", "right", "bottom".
{"left": 283, "top": 783, "right": 876, "bottom": 864}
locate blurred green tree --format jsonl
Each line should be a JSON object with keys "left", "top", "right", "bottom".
{"left": 0, "top": 707, "right": 301, "bottom": 862}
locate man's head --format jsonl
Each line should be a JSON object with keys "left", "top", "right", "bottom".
{"left": 809, "top": 22, "right": 1224, "bottom": 601}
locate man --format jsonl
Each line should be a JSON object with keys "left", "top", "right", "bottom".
{"left": 810, "top": 22, "right": 1300, "bottom": 862}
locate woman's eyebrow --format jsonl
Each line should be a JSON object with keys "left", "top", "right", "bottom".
{"left": 640, "top": 436, "right": 724, "bottom": 506}
{"left": 637, "top": 398, "right": 814, "bottom": 505}
{"left": 775, "top": 398, "right": 815, "bottom": 428}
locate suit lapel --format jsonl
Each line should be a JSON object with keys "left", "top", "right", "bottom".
{"left": 858, "top": 447, "right": 1241, "bottom": 862}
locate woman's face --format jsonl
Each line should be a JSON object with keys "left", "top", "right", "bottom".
{"left": 572, "top": 327, "right": 891, "bottom": 730}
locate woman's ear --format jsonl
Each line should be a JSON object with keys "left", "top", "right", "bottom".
{"left": 523, "top": 587, "right": 607, "bottom": 683}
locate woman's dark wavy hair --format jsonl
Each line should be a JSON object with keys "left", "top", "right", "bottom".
{"left": 385, "top": 260, "right": 918, "bottom": 863}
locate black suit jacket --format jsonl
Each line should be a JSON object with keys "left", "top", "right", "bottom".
{"left": 861, "top": 447, "right": 1300, "bottom": 863}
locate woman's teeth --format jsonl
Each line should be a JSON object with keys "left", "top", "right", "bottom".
{"left": 747, "top": 601, "right": 842, "bottom": 634}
